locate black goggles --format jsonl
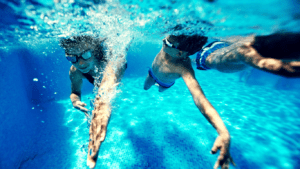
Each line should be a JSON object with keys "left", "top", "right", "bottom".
{"left": 66, "top": 50, "right": 92, "bottom": 63}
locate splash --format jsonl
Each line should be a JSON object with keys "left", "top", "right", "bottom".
{"left": 1, "top": 0, "right": 299, "bottom": 49}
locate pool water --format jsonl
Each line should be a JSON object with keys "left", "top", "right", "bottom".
{"left": 0, "top": 0, "right": 300, "bottom": 169}
{"left": 57, "top": 71, "right": 300, "bottom": 169}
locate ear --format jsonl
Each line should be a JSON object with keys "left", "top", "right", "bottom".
{"left": 176, "top": 51, "right": 184, "bottom": 57}
{"left": 180, "top": 51, "right": 190, "bottom": 57}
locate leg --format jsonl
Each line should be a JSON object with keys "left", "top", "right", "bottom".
{"left": 238, "top": 43, "right": 300, "bottom": 77}
{"left": 252, "top": 33, "right": 300, "bottom": 60}
{"left": 144, "top": 74, "right": 155, "bottom": 90}
{"left": 159, "top": 85, "right": 169, "bottom": 92}
{"left": 87, "top": 103, "right": 111, "bottom": 169}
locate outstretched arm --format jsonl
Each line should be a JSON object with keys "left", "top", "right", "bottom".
{"left": 87, "top": 60, "right": 126, "bottom": 169}
{"left": 69, "top": 66, "right": 90, "bottom": 114}
{"left": 181, "top": 68, "right": 235, "bottom": 169}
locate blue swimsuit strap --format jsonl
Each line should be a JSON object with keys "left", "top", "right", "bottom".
{"left": 148, "top": 68, "right": 175, "bottom": 88}
{"left": 196, "top": 41, "right": 229, "bottom": 70}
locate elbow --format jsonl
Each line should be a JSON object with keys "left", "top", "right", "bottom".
{"left": 193, "top": 96, "right": 203, "bottom": 110}
{"left": 193, "top": 96, "right": 213, "bottom": 114}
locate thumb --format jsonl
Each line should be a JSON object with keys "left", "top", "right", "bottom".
{"left": 211, "top": 142, "right": 219, "bottom": 154}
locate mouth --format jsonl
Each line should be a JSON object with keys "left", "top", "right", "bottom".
{"left": 79, "top": 66, "right": 90, "bottom": 72}
{"left": 80, "top": 66, "right": 88, "bottom": 70}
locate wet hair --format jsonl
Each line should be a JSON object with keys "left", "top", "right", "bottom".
{"left": 168, "top": 34, "right": 208, "bottom": 55}
{"left": 59, "top": 35, "right": 107, "bottom": 61}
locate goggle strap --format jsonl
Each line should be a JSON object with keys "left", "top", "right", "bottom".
{"left": 165, "top": 39, "right": 173, "bottom": 48}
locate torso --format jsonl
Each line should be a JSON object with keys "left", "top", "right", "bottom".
{"left": 152, "top": 49, "right": 191, "bottom": 83}
{"left": 70, "top": 60, "right": 106, "bottom": 85}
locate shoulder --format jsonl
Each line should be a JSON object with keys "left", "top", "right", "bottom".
{"left": 172, "top": 57, "right": 194, "bottom": 75}
{"left": 152, "top": 49, "right": 165, "bottom": 66}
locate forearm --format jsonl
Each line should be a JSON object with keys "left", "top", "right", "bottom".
{"left": 195, "top": 97, "right": 229, "bottom": 136}
{"left": 89, "top": 63, "right": 119, "bottom": 145}
{"left": 93, "top": 101, "right": 111, "bottom": 122}
{"left": 95, "top": 71, "right": 118, "bottom": 106}
{"left": 94, "top": 61, "right": 125, "bottom": 105}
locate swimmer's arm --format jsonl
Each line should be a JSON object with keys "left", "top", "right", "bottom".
{"left": 181, "top": 70, "right": 229, "bottom": 136}
{"left": 98, "top": 60, "right": 126, "bottom": 91}
{"left": 87, "top": 60, "right": 126, "bottom": 168}
{"left": 69, "top": 66, "right": 89, "bottom": 112}
{"left": 69, "top": 66, "right": 83, "bottom": 103}
{"left": 181, "top": 69, "right": 234, "bottom": 169}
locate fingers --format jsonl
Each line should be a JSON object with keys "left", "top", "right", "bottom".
{"left": 214, "top": 159, "right": 220, "bottom": 169}
{"left": 221, "top": 163, "right": 229, "bottom": 169}
{"left": 77, "top": 101, "right": 87, "bottom": 107}
{"left": 214, "top": 154, "right": 231, "bottom": 169}
{"left": 219, "top": 145, "right": 228, "bottom": 159}
{"left": 211, "top": 136, "right": 234, "bottom": 169}
{"left": 214, "top": 152, "right": 235, "bottom": 169}
{"left": 84, "top": 111, "right": 91, "bottom": 118}
{"left": 87, "top": 146, "right": 97, "bottom": 169}
{"left": 87, "top": 158, "right": 96, "bottom": 169}
{"left": 79, "top": 106, "right": 89, "bottom": 113}
{"left": 214, "top": 153, "right": 224, "bottom": 169}
{"left": 74, "top": 101, "right": 90, "bottom": 113}
{"left": 221, "top": 157, "right": 231, "bottom": 169}
{"left": 76, "top": 105, "right": 89, "bottom": 113}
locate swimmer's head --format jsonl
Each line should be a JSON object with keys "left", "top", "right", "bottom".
{"left": 59, "top": 35, "right": 107, "bottom": 61}
{"left": 166, "top": 34, "right": 208, "bottom": 55}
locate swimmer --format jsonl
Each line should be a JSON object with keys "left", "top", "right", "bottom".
{"left": 144, "top": 35, "right": 235, "bottom": 169}
{"left": 144, "top": 32, "right": 300, "bottom": 168}
{"left": 59, "top": 35, "right": 127, "bottom": 169}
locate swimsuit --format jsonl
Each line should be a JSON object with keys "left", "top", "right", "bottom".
{"left": 196, "top": 40, "right": 229, "bottom": 70}
{"left": 148, "top": 68, "right": 175, "bottom": 88}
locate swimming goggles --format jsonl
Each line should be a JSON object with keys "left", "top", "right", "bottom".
{"left": 66, "top": 50, "right": 92, "bottom": 63}
{"left": 163, "top": 38, "right": 180, "bottom": 50}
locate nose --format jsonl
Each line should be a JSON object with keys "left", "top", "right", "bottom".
{"left": 78, "top": 58, "right": 85, "bottom": 66}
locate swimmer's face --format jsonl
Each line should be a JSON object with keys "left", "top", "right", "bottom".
{"left": 65, "top": 43, "right": 95, "bottom": 73}
{"left": 162, "top": 36, "right": 189, "bottom": 58}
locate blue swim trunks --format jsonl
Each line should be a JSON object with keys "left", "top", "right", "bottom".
{"left": 148, "top": 68, "right": 175, "bottom": 88}
{"left": 196, "top": 41, "right": 229, "bottom": 70}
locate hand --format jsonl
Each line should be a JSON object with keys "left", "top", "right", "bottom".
{"left": 72, "top": 100, "right": 90, "bottom": 116}
{"left": 211, "top": 135, "right": 236, "bottom": 169}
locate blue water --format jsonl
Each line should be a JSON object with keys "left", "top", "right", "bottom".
{"left": 1, "top": 0, "right": 300, "bottom": 169}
